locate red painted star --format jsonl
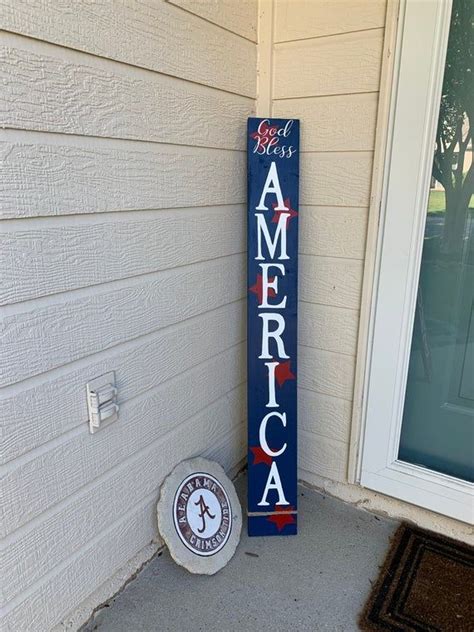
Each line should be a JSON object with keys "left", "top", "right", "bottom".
{"left": 249, "top": 274, "right": 277, "bottom": 304}
{"left": 272, "top": 198, "right": 298, "bottom": 228}
{"left": 267, "top": 504, "right": 297, "bottom": 532}
{"left": 275, "top": 360, "right": 296, "bottom": 387}
{"left": 249, "top": 446, "right": 272, "bottom": 466}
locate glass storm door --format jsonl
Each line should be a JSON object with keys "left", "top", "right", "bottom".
{"left": 360, "top": 0, "right": 473, "bottom": 523}
{"left": 399, "top": 0, "right": 473, "bottom": 483}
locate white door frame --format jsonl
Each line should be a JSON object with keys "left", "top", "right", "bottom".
{"left": 358, "top": 0, "right": 473, "bottom": 524}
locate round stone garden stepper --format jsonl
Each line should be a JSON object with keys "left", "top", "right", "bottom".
{"left": 156, "top": 457, "right": 242, "bottom": 575}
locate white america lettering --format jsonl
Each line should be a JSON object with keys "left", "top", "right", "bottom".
{"left": 255, "top": 160, "right": 291, "bottom": 508}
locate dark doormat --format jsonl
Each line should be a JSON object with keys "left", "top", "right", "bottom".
{"left": 359, "top": 523, "right": 474, "bottom": 631}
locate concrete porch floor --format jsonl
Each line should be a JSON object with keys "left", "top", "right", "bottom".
{"left": 84, "top": 475, "right": 397, "bottom": 632}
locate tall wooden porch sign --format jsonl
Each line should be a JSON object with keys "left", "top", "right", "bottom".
{"left": 247, "top": 117, "right": 299, "bottom": 536}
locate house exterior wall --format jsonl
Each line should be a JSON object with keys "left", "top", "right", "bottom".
{"left": 266, "top": 0, "right": 472, "bottom": 545}
{"left": 0, "top": 1, "right": 256, "bottom": 629}
{"left": 1, "top": 1, "right": 471, "bottom": 630}
{"left": 268, "top": 0, "right": 386, "bottom": 487}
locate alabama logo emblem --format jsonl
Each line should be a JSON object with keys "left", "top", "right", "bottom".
{"left": 173, "top": 473, "right": 232, "bottom": 556}
{"left": 157, "top": 457, "right": 242, "bottom": 574}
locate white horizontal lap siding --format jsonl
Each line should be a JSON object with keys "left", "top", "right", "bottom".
{"left": 1, "top": 385, "right": 246, "bottom": 605}
{"left": 300, "top": 255, "right": 363, "bottom": 310}
{"left": 299, "top": 389, "right": 352, "bottom": 444}
{"left": 0, "top": 140, "right": 246, "bottom": 219}
{"left": 297, "top": 344, "right": 355, "bottom": 483}
{"left": 1, "top": 344, "right": 245, "bottom": 538}
{"left": 1, "top": 301, "right": 245, "bottom": 465}
{"left": 299, "top": 429, "right": 348, "bottom": 482}
{"left": 299, "top": 206, "right": 367, "bottom": 259}
{"left": 299, "top": 346, "right": 355, "bottom": 402}
{"left": 273, "top": 93, "right": 378, "bottom": 152}
{"left": 204, "top": 420, "right": 247, "bottom": 475}
{"left": 274, "top": 0, "right": 386, "bottom": 42}
{"left": 1, "top": 40, "right": 252, "bottom": 150}
{"left": 1, "top": 418, "right": 247, "bottom": 614}
{"left": 274, "top": 29, "right": 384, "bottom": 99}
{"left": 301, "top": 152, "right": 373, "bottom": 207}
{"left": 2, "top": 390, "right": 246, "bottom": 632}
{"left": 299, "top": 302, "right": 359, "bottom": 356}
{"left": 1, "top": 0, "right": 257, "bottom": 626}
{"left": 2, "top": 205, "right": 246, "bottom": 304}
{"left": 272, "top": 0, "right": 387, "bottom": 486}
{"left": 0, "top": 0, "right": 256, "bottom": 97}
{"left": 1, "top": 254, "right": 246, "bottom": 386}
{"left": 2, "top": 501, "right": 158, "bottom": 632}
{"left": 168, "top": 0, "right": 258, "bottom": 41}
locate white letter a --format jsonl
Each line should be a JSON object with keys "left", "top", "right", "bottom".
{"left": 256, "top": 162, "right": 288, "bottom": 211}
{"left": 257, "top": 461, "right": 290, "bottom": 506}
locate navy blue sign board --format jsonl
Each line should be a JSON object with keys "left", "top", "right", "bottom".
{"left": 247, "top": 117, "right": 299, "bottom": 537}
